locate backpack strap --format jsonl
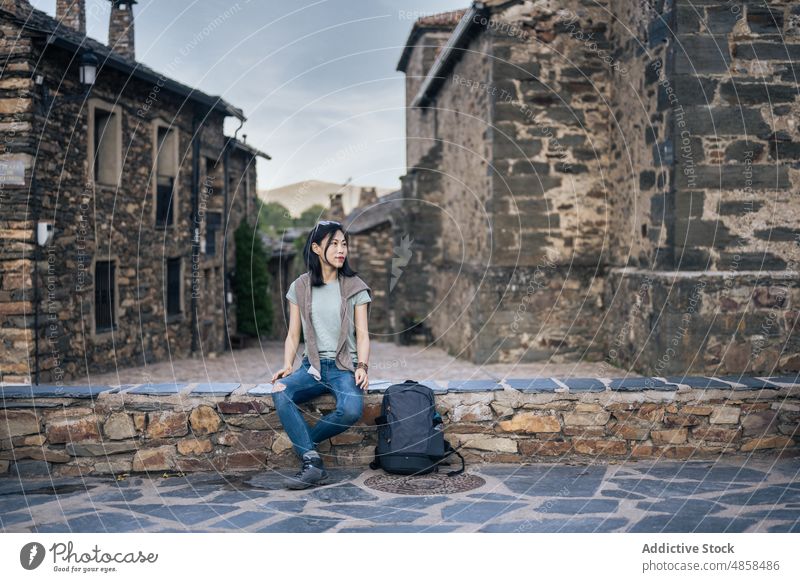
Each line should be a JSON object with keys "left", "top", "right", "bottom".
{"left": 368, "top": 446, "right": 380, "bottom": 470}
{"left": 442, "top": 441, "right": 466, "bottom": 477}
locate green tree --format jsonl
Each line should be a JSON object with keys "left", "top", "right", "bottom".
{"left": 257, "top": 201, "right": 293, "bottom": 235}
{"left": 234, "top": 221, "right": 273, "bottom": 336}
{"left": 297, "top": 204, "right": 327, "bottom": 227}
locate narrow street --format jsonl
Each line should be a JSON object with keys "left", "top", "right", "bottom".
{"left": 63, "top": 340, "right": 622, "bottom": 386}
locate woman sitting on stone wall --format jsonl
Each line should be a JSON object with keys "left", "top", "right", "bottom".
{"left": 270, "top": 220, "right": 372, "bottom": 489}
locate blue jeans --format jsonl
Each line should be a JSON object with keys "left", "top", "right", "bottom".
{"left": 272, "top": 356, "right": 363, "bottom": 458}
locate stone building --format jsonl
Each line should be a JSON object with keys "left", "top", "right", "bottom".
{"left": 0, "top": 0, "right": 269, "bottom": 384}
{"left": 342, "top": 188, "right": 403, "bottom": 339}
{"left": 393, "top": 0, "right": 800, "bottom": 375}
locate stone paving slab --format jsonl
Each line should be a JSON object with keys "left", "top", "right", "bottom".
{"left": 560, "top": 378, "right": 607, "bottom": 392}
{"left": 248, "top": 384, "right": 274, "bottom": 395}
{"left": 609, "top": 378, "right": 676, "bottom": 391}
{"left": 764, "top": 376, "right": 800, "bottom": 386}
{"left": 505, "top": 378, "right": 561, "bottom": 392}
{"left": 664, "top": 376, "right": 730, "bottom": 389}
{"left": 2, "top": 457, "right": 797, "bottom": 533}
{"left": 126, "top": 383, "right": 188, "bottom": 395}
{"left": 0, "top": 385, "right": 121, "bottom": 398}
{"left": 447, "top": 379, "right": 503, "bottom": 392}
{"left": 191, "top": 383, "right": 241, "bottom": 395}
{"left": 55, "top": 373, "right": 786, "bottom": 397}
{"left": 716, "top": 376, "right": 782, "bottom": 390}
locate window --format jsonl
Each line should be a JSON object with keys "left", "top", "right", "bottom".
{"left": 166, "top": 257, "right": 182, "bottom": 316}
{"left": 90, "top": 102, "right": 121, "bottom": 185}
{"left": 154, "top": 124, "right": 179, "bottom": 226}
{"left": 156, "top": 175, "right": 174, "bottom": 226}
{"left": 205, "top": 212, "right": 221, "bottom": 256}
{"left": 95, "top": 260, "right": 116, "bottom": 332}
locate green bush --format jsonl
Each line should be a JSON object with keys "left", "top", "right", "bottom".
{"left": 257, "top": 201, "right": 327, "bottom": 235}
{"left": 234, "top": 221, "right": 273, "bottom": 336}
{"left": 257, "top": 201, "right": 293, "bottom": 235}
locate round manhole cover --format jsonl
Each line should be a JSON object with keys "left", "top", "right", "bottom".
{"left": 364, "top": 472, "right": 485, "bottom": 495}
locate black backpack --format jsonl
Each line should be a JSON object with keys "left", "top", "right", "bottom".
{"left": 368, "top": 379, "right": 465, "bottom": 476}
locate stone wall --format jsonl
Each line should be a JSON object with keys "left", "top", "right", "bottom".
{"left": 669, "top": 0, "right": 799, "bottom": 272}
{"left": 490, "top": 0, "right": 612, "bottom": 267}
{"left": 404, "top": 27, "right": 459, "bottom": 170}
{"left": 616, "top": 0, "right": 800, "bottom": 272}
{"left": 606, "top": 269, "right": 800, "bottom": 375}
{"left": 428, "top": 30, "right": 495, "bottom": 361}
{"left": 483, "top": 0, "right": 613, "bottom": 363}
{"left": 396, "top": 0, "right": 800, "bottom": 375}
{"left": 347, "top": 223, "right": 393, "bottom": 336}
{"left": 604, "top": 0, "right": 800, "bottom": 375}
{"left": 398, "top": 1, "right": 613, "bottom": 363}
{"left": 606, "top": 0, "right": 669, "bottom": 268}
{"left": 0, "top": 10, "right": 36, "bottom": 383}
{"left": 392, "top": 147, "right": 446, "bottom": 345}
{"left": 1, "top": 379, "right": 797, "bottom": 477}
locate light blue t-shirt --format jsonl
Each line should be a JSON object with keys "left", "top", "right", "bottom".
{"left": 286, "top": 277, "right": 371, "bottom": 363}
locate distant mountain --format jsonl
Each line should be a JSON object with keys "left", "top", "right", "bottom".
{"left": 258, "top": 180, "right": 395, "bottom": 217}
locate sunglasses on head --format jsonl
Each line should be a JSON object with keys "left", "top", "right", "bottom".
{"left": 316, "top": 220, "right": 341, "bottom": 226}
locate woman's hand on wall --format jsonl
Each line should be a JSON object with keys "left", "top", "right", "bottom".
{"left": 271, "top": 365, "right": 293, "bottom": 383}
{"left": 355, "top": 368, "right": 368, "bottom": 390}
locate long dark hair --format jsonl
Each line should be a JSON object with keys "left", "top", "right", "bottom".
{"left": 302, "top": 220, "right": 358, "bottom": 287}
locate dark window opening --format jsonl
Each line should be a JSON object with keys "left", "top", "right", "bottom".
{"left": 166, "top": 257, "right": 181, "bottom": 316}
{"left": 156, "top": 175, "right": 174, "bottom": 226}
{"left": 95, "top": 260, "right": 116, "bottom": 332}
{"left": 205, "top": 156, "right": 217, "bottom": 178}
{"left": 206, "top": 212, "right": 221, "bottom": 256}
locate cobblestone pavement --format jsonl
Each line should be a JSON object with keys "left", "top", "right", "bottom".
{"left": 64, "top": 340, "right": 622, "bottom": 386}
{"left": 2, "top": 457, "right": 798, "bottom": 533}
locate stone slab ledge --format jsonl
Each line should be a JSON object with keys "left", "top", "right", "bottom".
{"left": 1, "top": 374, "right": 797, "bottom": 399}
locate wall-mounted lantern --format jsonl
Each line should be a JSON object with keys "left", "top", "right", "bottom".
{"left": 35, "top": 48, "right": 98, "bottom": 110}
{"left": 36, "top": 221, "right": 53, "bottom": 247}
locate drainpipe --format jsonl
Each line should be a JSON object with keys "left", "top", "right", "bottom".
{"left": 222, "top": 141, "right": 230, "bottom": 352}
{"left": 222, "top": 117, "right": 245, "bottom": 352}
{"left": 31, "top": 71, "right": 48, "bottom": 384}
{"left": 32, "top": 172, "right": 41, "bottom": 385}
{"left": 191, "top": 115, "right": 201, "bottom": 354}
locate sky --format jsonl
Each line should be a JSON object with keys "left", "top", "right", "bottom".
{"left": 30, "top": 0, "right": 469, "bottom": 192}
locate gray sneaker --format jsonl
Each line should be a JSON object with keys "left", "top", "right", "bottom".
{"left": 283, "top": 455, "right": 328, "bottom": 490}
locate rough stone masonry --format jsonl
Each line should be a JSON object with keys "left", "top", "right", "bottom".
{"left": 394, "top": 0, "right": 800, "bottom": 376}
{"left": 1, "top": 376, "right": 798, "bottom": 476}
